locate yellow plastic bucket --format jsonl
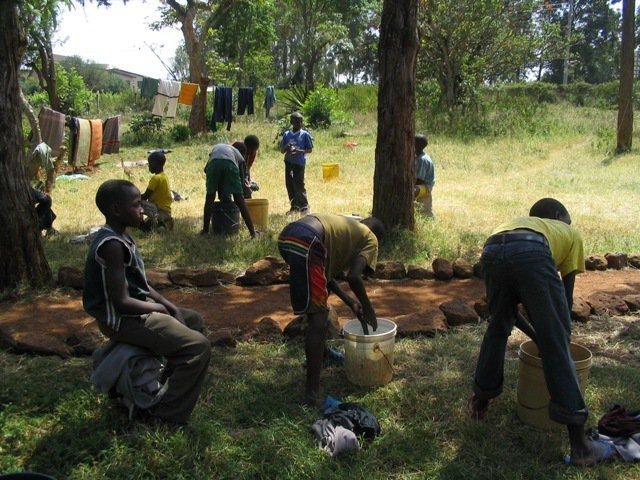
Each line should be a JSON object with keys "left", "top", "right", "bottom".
{"left": 516, "top": 340, "right": 592, "bottom": 429}
{"left": 415, "top": 184, "right": 429, "bottom": 200}
{"left": 342, "top": 318, "right": 397, "bottom": 387}
{"left": 322, "top": 163, "right": 339, "bottom": 181}
{"left": 245, "top": 198, "right": 269, "bottom": 231}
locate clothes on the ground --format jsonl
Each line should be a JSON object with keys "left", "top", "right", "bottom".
{"left": 211, "top": 86, "right": 233, "bottom": 131}
{"left": 89, "top": 119, "right": 102, "bottom": 165}
{"left": 31, "top": 187, "right": 56, "bottom": 230}
{"left": 83, "top": 225, "right": 151, "bottom": 331}
{"left": 152, "top": 80, "right": 180, "bottom": 118}
{"left": 177, "top": 82, "right": 198, "bottom": 105}
{"left": 311, "top": 419, "right": 360, "bottom": 458}
{"left": 598, "top": 405, "right": 640, "bottom": 438}
{"left": 140, "top": 77, "right": 159, "bottom": 99}
{"left": 141, "top": 201, "right": 173, "bottom": 231}
{"left": 315, "top": 214, "right": 378, "bottom": 281}
{"left": 281, "top": 129, "right": 313, "bottom": 166}
{"left": 146, "top": 171, "right": 172, "bottom": 215}
{"left": 473, "top": 221, "right": 588, "bottom": 426}
{"left": 204, "top": 144, "right": 244, "bottom": 196}
{"left": 36, "top": 106, "right": 65, "bottom": 156}
{"left": 285, "top": 162, "right": 309, "bottom": 210}
{"left": 91, "top": 340, "right": 168, "bottom": 420}
{"left": 278, "top": 221, "right": 328, "bottom": 314}
{"left": 237, "top": 87, "right": 254, "bottom": 115}
{"left": 264, "top": 85, "right": 276, "bottom": 117}
{"left": 102, "top": 115, "right": 121, "bottom": 154}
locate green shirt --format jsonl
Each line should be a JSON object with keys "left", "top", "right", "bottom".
{"left": 314, "top": 214, "right": 378, "bottom": 280}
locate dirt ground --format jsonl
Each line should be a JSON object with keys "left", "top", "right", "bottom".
{"left": 1, "top": 269, "right": 638, "bottom": 355}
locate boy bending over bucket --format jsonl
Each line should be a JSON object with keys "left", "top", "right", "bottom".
{"left": 278, "top": 214, "right": 385, "bottom": 405}
{"left": 470, "top": 198, "right": 616, "bottom": 466}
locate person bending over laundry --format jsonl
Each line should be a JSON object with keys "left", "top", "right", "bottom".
{"left": 278, "top": 214, "right": 385, "bottom": 405}
{"left": 83, "top": 179, "right": 211, "bottom": 427}
{"left": 470, "top": 198, "right": 615, "bottom": 466}
{"left": 280, "top": 112, "right": 313, "bottom": 214}
{"left": 414, "top": 134, "right": 435, "bottom": 217}
{"left": 201, "top": 143, "right": 256, "bottom": 237}
{"left": 140, "top": 150, "right": 173, "bottom": 231}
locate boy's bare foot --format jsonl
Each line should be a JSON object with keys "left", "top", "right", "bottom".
{"left": 468, "top": 395, "right": 490, "bottom": 420}
{"left": 565, "top": 439, "right": 617, "bottom": 466}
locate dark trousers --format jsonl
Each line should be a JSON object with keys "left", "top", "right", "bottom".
{"left": 285, "top": 162, "right": 309, "bottom": 210}
{"left": 237, "top": 87, "right": 254, "bottom": 115}
{"left": 473, "top": 238, "right": 588, "bottom": 425}
{"left": 102, "top": 307, "right": 211, "bottom": 424}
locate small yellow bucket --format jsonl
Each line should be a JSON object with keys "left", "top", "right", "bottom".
{"left": 415, "top": 184, "right": 429, "bottom": 200}
{"left": 245, "top": 198, "right": 269, "bottom": 231}
{"left": 322, "top": 163, "right": 339, "bottom": 181}
{"left": 343, "top": 318, "right": 397, "bottom": 387}
{"left": 516, "top": 340, "right": 592, "bottom": 429}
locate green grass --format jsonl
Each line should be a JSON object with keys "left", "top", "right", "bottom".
{"left": 41, "top": 103, "right": 640, "bottom": 274}
{"left": 3, "top": 322, "right": 640, "bottom": 479}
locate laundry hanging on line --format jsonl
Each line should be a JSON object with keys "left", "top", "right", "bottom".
{"left": 102, "top": 115, "right": 121, "bottom": 154}
{"left": 210, "top": 86, "right": 233, "bottom": 132}
{"left": 140, "top": 77, "right": 159, "bottom": 99}
{"left": 34, "top": 107, "right": 66, "bottom": 157}
{"left": 178, "top": 82, "right": 199, "bottom": 105}
{"left": 152, "top": 80, "right": 181, "bottom": 118}
{"left": 237, "top": 87, "right": 255, "bottom": 115}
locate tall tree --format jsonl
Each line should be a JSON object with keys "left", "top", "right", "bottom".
{"left": 617, "top": 0, "right": 634, "bottom": 153}
{"left": 161, "top": 0, "right": 237, "bottom": 134}
{"left": 419, "top": 0, "right": 535, "bottom": 114}
{"left": 372, "top": 0, "right": 419, "bottom": 230}
{"left": 1, "top": 0, "right": 52, "bottom": 290}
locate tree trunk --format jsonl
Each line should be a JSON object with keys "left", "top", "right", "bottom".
{"left": 0, "top": 1, "right": 52, "bottom": 290}
{"left": 372, "top": 0, "right": 419, "bottom": 231}
{"left": 180, "top": 5, "right": 208, "bottom": 135}
{"left": 616, "top": 0, "right": 634, "bottom": 153}
{"left": 20, "top": 88, "right": 41, "bottom": 145}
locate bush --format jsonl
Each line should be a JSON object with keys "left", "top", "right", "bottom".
{"left": 56, "top": 64, "right": 93, "bottom": 116}
{"left": 337, "top": 84, "right": 378, "bottom": 112}
{"left": 302, "top": 86, "right": 343, "bottom": 128}
{"left": 122, "top": 113, "right": 168, "bottom": 146}
{"left": 170, "top": 124, "right": 191, "bottom": 142}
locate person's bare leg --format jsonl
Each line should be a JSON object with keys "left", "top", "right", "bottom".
{"left": 305, "top": 311, "right": 328, "bottom": 405}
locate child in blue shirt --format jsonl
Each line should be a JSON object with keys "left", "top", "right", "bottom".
{"left": 280, "top": 112, "right": 313, "bottom": 214}
{"left": 414, "top": 134, "right": 435, "bottom": 217}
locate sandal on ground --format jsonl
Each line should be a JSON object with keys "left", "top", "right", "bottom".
{"left": 564, "top": 439, "right": 618, "bottom": 467}
{"left": 467, "top": 395, "right": 491, "bottom": 420}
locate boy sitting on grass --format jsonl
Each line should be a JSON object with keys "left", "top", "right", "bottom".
{"left": 470, "top": 198, "right": 616, "bottom": 466}
{"left": 140, "top": 150, "right": 173, "bottom": 231}
{"left": 83, "top": 179, "right": 211, "bottom": 428}
{"left": 278, "top": 213, "right": 385, "bottom": 405}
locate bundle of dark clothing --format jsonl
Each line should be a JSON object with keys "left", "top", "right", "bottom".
{"left": 591, "top": 404, "right": 640, "bottom": 462}
{"left": 311, "top": 401, "right": 381, "bottom": 458}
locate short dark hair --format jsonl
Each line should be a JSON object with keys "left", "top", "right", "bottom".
{"left": 95, "top": 179, "right": 138, "bottom": 216}
{"left": 244, "top": 134, "right": 260, "bottom": 150}
{"left": 361, "top": 217, "right": 386, "bottom": 243}
{"left": 290, "top": 111, "right": 303, "bottom": 120}
{"left": 231, "top": 141, "right": 247, "bottom": 157}
{"left": 147, "top": 150, "right": 166, "bottom": 167}
{"left": 415, "top": 134, "right": 428, "bottom": 151}
{"left": 529, "top": 198, "right": 569, "bottom": 220}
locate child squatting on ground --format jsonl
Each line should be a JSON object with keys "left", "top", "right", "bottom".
{"left": 278, "top": 213, "right": 385, "bottom": 405}
{"left": 140, "top": 150, "right": 173, "bottom": 232}
{"left": 470, "top": 198, "right": 616, "bottom": 466}
{"left": 201, "top": 142, "right": 256, "bottom": 237}
{"left": 83, "top": 179, "right": 211, "bottom": 427}
{"left": 280, "top": 112, "right": 313, "bottom": 214}
{"left": 414, "top": 134, "right": 435, "bottom": 217}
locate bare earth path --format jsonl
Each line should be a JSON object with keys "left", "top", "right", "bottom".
{"left": 0, "top": 269, "right": 639, "bottom": 357}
